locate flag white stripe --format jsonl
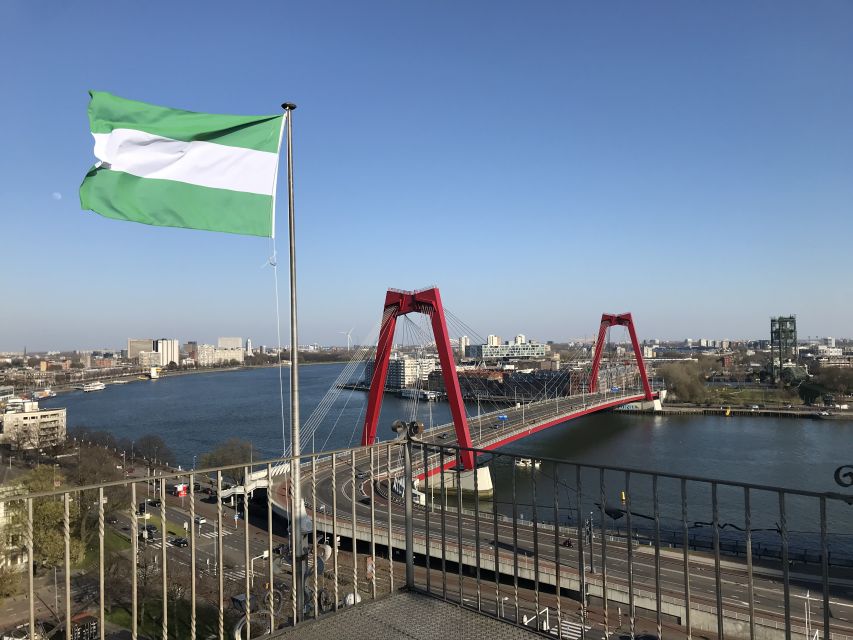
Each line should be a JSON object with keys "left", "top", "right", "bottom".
{"left": 92, "top": 129, "right": 279, "bottom": 196}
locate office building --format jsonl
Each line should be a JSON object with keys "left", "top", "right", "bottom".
{"left": 218, "top": 337, "right": 243, "bottom": 350}
{"left": 246, "top": 338, "right": 253, "bottom": 356}
{"left": 466, "top": 342, "right": 548, "bottom": 360}
{"left": 771, "top": 315, "right": 798, "bottom": 379}
{"left": 127, "top": 338, "right": 155, "bottom": 361}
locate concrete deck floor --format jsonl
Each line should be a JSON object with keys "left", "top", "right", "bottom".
{"left": 272, "top": 591, "right": 546, "bottom": 639}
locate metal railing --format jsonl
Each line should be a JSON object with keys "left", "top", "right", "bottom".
{"left": 1, "top": 435, "right": 852, "bottom": 640}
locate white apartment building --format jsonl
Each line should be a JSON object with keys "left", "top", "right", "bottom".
{"left": 364, "top": 354, "right": 436, "bottom": 389}
{"left": 156, "top": 338, "right": 180, "bottom": 367}
{"left": 0, "top": 402, "right": 66, "bottom": 449}
{"left": 197, "top": 344, "right": 216, "bottom": 367}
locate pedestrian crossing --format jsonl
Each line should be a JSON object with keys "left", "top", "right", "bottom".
{"left": 549, "top": 620, "right": 589, "bottom": 640}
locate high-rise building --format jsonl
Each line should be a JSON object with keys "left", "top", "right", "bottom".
{"left": 218, "top": 337, "right": 242, "bottom": 350}
{"left": 486, "top": 335, "right": 501, "bottom": 347}
{"left": 184, "top": 341, "right": 198, "bottom": 360}
{"left": 770, "top": 315, "right": 797, "bottom": 380}
{"left": 515, "top": 334, "right": 526, "bottom": 345}
{"left": 458, "top": 335, "right": 470, "bottom": 357}
{"left": 128, "top": 338, "right": 155, "bottom": 361}
{"left": 246, "top": 338, "right": 253, "bottom": 356}
{"left": 156, "top": 339, "right": 180, "bottom": 367}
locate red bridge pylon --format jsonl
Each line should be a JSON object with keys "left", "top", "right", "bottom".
{"left": 361, "top": 287, "right": 476, "bottom": 470}
{"left": 588, "top": 312, "right": 654, "bottom": 400}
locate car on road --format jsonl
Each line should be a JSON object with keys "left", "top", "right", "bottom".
{"left": 438, "top": 433, "right": 449, "bottom": 439}
{"left": 106, "top": 514, "right": 118, "bottom": 524}
{"left": 171, "top": 537, "right": 189, "bottom": 548}
{"left": 148, "top": 498, "right": 162, "bottom": 507}
{"left": 355, "top": 470, "right": 368, "bottom": 480}
{"left": 194, "top": 516, "right": 207, "bottom": 526}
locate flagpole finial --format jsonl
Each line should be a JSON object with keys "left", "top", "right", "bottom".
{"left": 281, "top": 102, "right": 297, "bottom": 111}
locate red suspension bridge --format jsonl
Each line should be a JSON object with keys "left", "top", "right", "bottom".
{"left": 358, "top": 287, "right": 661, "bottom": 473}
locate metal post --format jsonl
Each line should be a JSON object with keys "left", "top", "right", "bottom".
{"left": 404, "top": 437, "right": 415, "bottom": 588}
{"left": 281, "top": 101, "right": 304, "bottom": 621}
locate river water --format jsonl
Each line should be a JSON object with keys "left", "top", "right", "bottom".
{"left": 42, "top": 364, "right": 853, "bottom": 557}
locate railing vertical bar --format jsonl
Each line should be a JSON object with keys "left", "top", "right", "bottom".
{"left": 681, "top": 478, "right": 691, "bottom": 640}
{"left": 712, "top": 482, "right": 723, "bottom": 640}
{"left": 266, "top": 464, "right": 274, "bottom": 633}
{"left": 626, "top": 471, "right": 635, "bottom": 640}
{"left": 473, "top": 450, "right": 482, "bottom": 612}
{"left": 332, "top": 452, "right": 339, "bottom": 612}
{"left": 161, "top": 478, "right": 168, "bottom": 640}
{"left": 386, "top": 443, "right": 394, "bottom": 594}
{"left": 492, "top": 455, "right": 500, "bottom": 618}
{"left": 820, "top": 496, "right": 830, "bottom": 640}
{"left": 27, "top": 497, "right": 35, "bottom": 640}
{"left": 217, "top": 470, "right": 224, "bottom": 640}
{"left": 599, "top": 468, "right": 609, "bottom": 637}
{"left": 404, "top": 440, "right": 415, "bottom": 589}
{"left": 554, "top": 467, "right": 562, "bottom": 640}
{"left": 189, "top": 473, "right": 197, "bottom": 640}
{"left": 64, "top": 491, "right": 71, "bottom": 640}
{"left": 653, "top": 475, "right": 662, "bottom": 640}
{"left": 98, "top": 486, "right": 105, "bottom": 640}
{"left": 369, "top": 447, "right": 376, "bottom": 600}
{"left": 779, "top": 491, "right": 791, "bottom": 640}
{"left": 456, "top": 450, "right": 464, "bottom": 605}
{"left": 511, "top": 458, "right": 519, "bottom": 624}
{"left": 289, "top": 460, "right": 298, "bottom": 625}
{"left": 351, "top": 449, "right": 358, "bottom": 607}
{"left": 440, "top": 447, "right": 447, "bottom": 600}
{"left": 312, "top": 457, "right": 319, "bottom": 617}
{"left": 422, "top": 444, "right": 431, "bottom": 595}
{"left": 532, "top": 457, "right": 540, "bottom": 629}
{"left": 745, "top": 487, "right": 755, "bottom": 640}
{"left": 243, "top": 467, "right": 252, "bottom": 639}
{"left": 576, "top": 465, "right": 586, "bottom": 639}
{"left": 131, "top": 483, "right": 138, "bottom": 640}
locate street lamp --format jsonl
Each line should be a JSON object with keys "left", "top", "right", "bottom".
{"left": 250, "top": 550, "right": 270, "bottom": 587}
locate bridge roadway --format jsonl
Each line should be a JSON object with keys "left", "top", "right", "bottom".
{"left": 264, "top": 390, "right": 853, "bottom": 639}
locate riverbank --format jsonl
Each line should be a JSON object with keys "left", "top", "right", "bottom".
{"left": 616, "top": 402, "right": 853, "bottom": 420}
{"left": 29, "top": 359, "right": 351, "bottom": 398}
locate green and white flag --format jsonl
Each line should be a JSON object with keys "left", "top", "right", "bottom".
{"left": 80, "top": 91, "right": 285, "bottom": 237}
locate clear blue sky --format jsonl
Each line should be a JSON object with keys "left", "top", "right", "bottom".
{"left": 1, "top": 2, "right": 851, "bottom": 351}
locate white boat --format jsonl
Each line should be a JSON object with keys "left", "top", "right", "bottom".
{"left": 32, "top": 389, "right": 56, "bottom": 400}
{"left": 82, "top": 382, "right": 106, "bottom": 392}
{"left": 515, "top": 458, "right": 541, "bottom": 469}
{"left": 400, "top": 389, "right": 440, "bottom": 401}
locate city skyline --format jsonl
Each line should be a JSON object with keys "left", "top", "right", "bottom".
{"left": 2, "top": 3, "right": 852, "bottom": 349}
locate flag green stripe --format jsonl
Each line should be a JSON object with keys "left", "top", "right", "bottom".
{"left": 80, "top": 167, "right": 273, "bottom": 237}
{"left": 88, "top": 91, "right": 283, "bottom": 153}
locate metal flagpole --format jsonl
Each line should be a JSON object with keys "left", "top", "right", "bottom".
{"left": 281, "top": 101, "right": 304, "bottom": 620}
